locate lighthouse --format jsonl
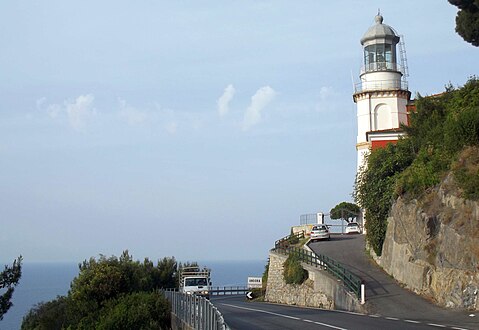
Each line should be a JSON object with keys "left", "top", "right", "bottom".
{"left": 353, "top": 14, "right": 411, "bottom": 172}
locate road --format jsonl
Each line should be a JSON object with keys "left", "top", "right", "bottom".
{"left": 212, "top": 296, "right": 472, "bottom": 329}
{"left": 309, "top": 234, "right": 478, "bottom": 329}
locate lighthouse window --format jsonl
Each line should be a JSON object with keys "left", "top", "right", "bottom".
{"left": 364, "top": 44, "right": 394, "bottom": 71}
{"left": 364, "top": 45, "right": 375, "bottom": 68}
{"left": 385, "top": 44, "right": 392, "bottom": 64}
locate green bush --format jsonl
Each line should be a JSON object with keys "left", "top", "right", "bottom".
{"left": 22, "top": 252, "right": 177, "bottom": 330}
{"left": 283, "top": 253, "right": 307, "bottom": 285}
{"left": 97, "top": 292, "right": 171, "bottom": 330}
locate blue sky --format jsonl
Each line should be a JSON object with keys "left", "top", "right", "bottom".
{"left": 0, "top": 1, "right": 477, "bottom": 263}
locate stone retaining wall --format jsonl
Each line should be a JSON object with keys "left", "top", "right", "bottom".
{"left": 265, "top": 251, "right": 365, "bottom": 312}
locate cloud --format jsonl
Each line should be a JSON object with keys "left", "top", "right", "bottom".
{"left": 36, "top": 97, "right": 47, "bottom": 110}
{"left": 316, "top": 86, "right": 337, "bottom": 112}
{"left": 118, "top": 98, "right": 147, "bottom": 125}
{"left": 65, "top": 94, "right": 96, "bottom": 131}
{"left": 242, "top": 86, "right": 276, "bottom": 130}
{"left": 40, "top": 94, "right": 96, "bottom": 130}
{"left": 217, "top": 84, "right": 236, "bottom": 117}
{"left": 165, "top": 122, "right": 178, "bottom": 134}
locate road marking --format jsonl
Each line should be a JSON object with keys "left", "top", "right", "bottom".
{"left": 404, "top": 319, "right": 421, "bottom": 324}
{"left": 451, "top": 327, "right": 469, "bottom": 330}
{"left": 368, "top": 314, "right": 381, "bottom": 318}
{"left": 427, "top": 323, "right": 446, "bottom": 328}
{"left": 385, "top": 317, "right": 399, "bottom": 321}
{"left": 220, "top": 303, "right": 347, "bottom": 330}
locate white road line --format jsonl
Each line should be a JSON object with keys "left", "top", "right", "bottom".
{"left": 220, "top": 303, "right": 348, "bottom": 330}
{"left": 427, "top": 323, "right": 447, "bottom": 328}
{"left": 385, "top": 317, "right": 399, "bottom": 321}
{"left": 368, "top": 314, "right": 381, "bottom": 318}
{"left": 404, "top": 319, "right": 421, "bottom": 324}
{"left": 451, "top": 327, "right": 469, "bottom": 330}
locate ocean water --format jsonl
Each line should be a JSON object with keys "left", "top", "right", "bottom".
{"left": 0, "top": 260, "right": 266, "bottom": 330}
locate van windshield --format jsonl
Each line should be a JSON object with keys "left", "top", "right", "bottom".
{"left": 185, "top": 278, "right": 207, "bottom": 286}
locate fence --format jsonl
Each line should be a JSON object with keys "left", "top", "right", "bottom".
{"left": 209, "top": 286, "right": 250, "bottom": 296}
{"left": 164, "top": 290, "right": 229, "bottom": 330}
{"left": 273, "top": 234, "right": 364, "bottom": 300}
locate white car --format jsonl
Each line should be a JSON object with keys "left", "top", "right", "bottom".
{"left": 310, "top": 225, "right": 330, "bottom": 242}
{"left": 345, "top": 222, "right": 361, "bottom": 234}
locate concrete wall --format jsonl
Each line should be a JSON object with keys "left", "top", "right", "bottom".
{"left": 265, "top": 251, "right": 365, "bottom": 313}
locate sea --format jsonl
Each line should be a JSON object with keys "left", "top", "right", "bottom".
{"left": 0, "top": 260, "right": 266, "bottom": 330}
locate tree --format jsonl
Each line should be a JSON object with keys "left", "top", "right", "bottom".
{"left": 330, "top": 202, "right": 361, "bottom": 223}
{"left": 22, "top": 252, "right": 176, "bottom": 329}
{"left": 0, "top": 256, "right": 22, "bottom": 320}
{"left": 448, "top": 0, "right": 479, "bottom": 46}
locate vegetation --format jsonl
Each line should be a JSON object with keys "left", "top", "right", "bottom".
{"left": 0, "top": 256, "right": 22, "bottom": 321}
{"left": 22, "top": 251, "right": 176, "bottom": 330}
{"left": 330, "top": 202, "right": 361, "bottom": 223}
{"left": 262, "top": 258, "right": 269, "bottom": 288}
{"left": 283, "top": 253, "right": 308, "bottom": 285}
{"left": 355, "top": 77, "right": 479, "bottom": 256}
{"left": 448, "top": 0, "right": 479, "bottom": 46}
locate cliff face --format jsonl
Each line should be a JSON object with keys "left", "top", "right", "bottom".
{"left": 375, "top": 174, "right": 479, "bottom": 310}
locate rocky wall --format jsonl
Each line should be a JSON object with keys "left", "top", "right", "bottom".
{"left": 374, "top": 174, "right": 479, "bottom": 310}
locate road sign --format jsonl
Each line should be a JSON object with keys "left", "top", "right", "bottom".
{"left": 246, "top": 291, "right": 253, "bottom": 300}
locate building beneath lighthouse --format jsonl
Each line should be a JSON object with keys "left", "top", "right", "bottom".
{"left": 353, "top": 14, "right": 412, "bottom": 172}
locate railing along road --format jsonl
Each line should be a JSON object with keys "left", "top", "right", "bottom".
{"left": 164, "top": 290, "right": 229, "bottom": 330}
{"left": 273, "top": 233, "right": 364, "bottom": 301}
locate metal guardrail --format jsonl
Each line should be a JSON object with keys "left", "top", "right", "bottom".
{"left": 164, "top": 290, "right": 229, "bottom": 330}
{"left": 275, "top": 230, "right": 304, "bottom": 248}
{"left": 273, "top": 234, "right": 363, "bottom": 300}
{"left": 210, "top": 286, "right": 250, "bottom": 296}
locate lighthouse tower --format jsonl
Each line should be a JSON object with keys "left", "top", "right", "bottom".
{"left": 353, "top": 14, "right": 411, "bottom": 172}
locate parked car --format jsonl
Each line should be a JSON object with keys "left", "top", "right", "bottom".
{"left": 345, "top": 222, "right": 361, "bottom": 234}
{"left": 310, "top": 225, "right": 330, "bottom": 242}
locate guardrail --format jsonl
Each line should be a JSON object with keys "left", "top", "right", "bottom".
{"left": 164, "top": 290, "right": 229, "bottom": 330}
{"left": 210, "top": 286, "right": 250, "bottom": 296}
{"left": 275, "top": 230, "right": 305, "bottom": 248}
{"left": 272, "top": 234, "right": 363, "bottom": 301}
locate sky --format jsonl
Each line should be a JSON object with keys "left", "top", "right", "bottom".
{"left": 0, "top": 1, "right": 477, "bottom": 263}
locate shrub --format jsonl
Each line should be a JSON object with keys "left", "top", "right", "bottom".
{"left": 283, "top": 253, "right": 307, "bottom": 285}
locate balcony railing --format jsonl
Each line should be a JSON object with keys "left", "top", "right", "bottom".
{"left": 354, "top": 79, "right": 408, "bottom": 93}
{"left": 360, "top": 62, "right": 405, "bottom": 75}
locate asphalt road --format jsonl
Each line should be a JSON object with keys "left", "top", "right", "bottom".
{"left": 309, "top": 234, "right": 478, "bottom": 329}
{"left": 212, "top": 296, "right": 472, "bottom": 330}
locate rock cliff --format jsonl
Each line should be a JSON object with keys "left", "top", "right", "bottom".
{"left": 374, "top": 174, "right": 479, "bottom": 310}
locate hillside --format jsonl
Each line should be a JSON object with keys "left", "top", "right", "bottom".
{"left": 355, "top": 77, "right": 479, "bottom": 310}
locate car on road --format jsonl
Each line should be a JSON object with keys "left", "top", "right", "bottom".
{"left": 310, "top": 225, "right": 330, "bottom": 242}
{"left": 345, "top": 222, "right": 361, "bottom": 234}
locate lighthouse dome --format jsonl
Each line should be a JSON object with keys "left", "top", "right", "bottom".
{"left": 360, "top": 14, "right": 399, "bottom": 45}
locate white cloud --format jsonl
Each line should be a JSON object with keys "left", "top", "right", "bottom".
{"left": 165, "top": 122, "right": 178, "bottom": 134}
{"left": 40, "top": 94, "right": 96, "bottom": 130}
{"left": 118, "top": 98, "right": 147, "bottom": 125}
{"left": 242, "top": 86, "right": 276, "bottom": 130}
{"left": 316, "top": 86, "right": 337, "bottom": 112}
{"left": 217, "top": 84, "right": 235, "bottom": 117}
{"left": 46, "top": 104, "right": 62, "bottom": 119}
{"left": 319, "top": 86, "right": 334, "bottom": 100}
{"left": 65, "top": 94, "right": 96, "bottom": 131}
{"left": 36, "top": 97, "right": 47, "bottom": 110}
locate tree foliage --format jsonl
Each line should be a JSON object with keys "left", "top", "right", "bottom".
{"left": 0, "top": 256, "right": 22, "bottom": 321}
{"left": 330, "top": 202, "right": 361, "bottom": 223}
{"left": 448, "top": 0, "right": 479, "bottom": 46}
{"left": 22, "top": 251, "right": 176, "bottom": 329}
{"left": 355, "top": 77, "right": 479, "bottom": 256}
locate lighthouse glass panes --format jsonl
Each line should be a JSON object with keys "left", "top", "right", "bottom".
{"left": 364, "top": 44, "right": 395, "bottom": 72}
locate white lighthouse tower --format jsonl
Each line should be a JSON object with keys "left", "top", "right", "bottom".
{"left": 353, "top": 14, "right": 411, "bottom": 172}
